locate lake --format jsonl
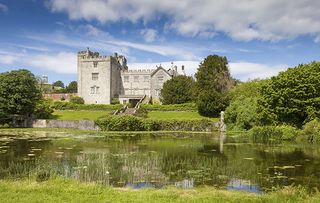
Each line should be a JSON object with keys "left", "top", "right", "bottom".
{"left": 1, "top": 131, "right": 320, "bottom": 193}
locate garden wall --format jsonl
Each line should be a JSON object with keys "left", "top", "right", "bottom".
{"left": 32, "top": 119, "right": 100, "bottom": 130}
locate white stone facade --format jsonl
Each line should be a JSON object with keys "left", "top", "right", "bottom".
{"left": 77, "top": 48, "right": 182, "bottom": 104}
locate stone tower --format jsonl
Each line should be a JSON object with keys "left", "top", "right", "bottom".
{"left": 77, "top": 48, "right": 127, "bottom": 104}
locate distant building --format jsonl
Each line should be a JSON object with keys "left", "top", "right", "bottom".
{"left": 77, "top": 48, "right": 185, "bottom": 104}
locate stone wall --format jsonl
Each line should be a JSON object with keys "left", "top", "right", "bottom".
{"left": 43, "top": 93, "right": 77, "bottom": 101}
{"left": 32, "top": 119, "right": 100, "bottom": 130}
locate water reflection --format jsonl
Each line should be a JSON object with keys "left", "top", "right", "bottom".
{"left": 1, "top": 133, "right": 320, "bottom": 193}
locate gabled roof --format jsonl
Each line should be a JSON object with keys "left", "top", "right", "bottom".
{"left": 150, "top": 66, "right": 172, "bottom": 77}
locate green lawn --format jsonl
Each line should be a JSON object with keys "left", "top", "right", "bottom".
{"left": 50, "top": 110, "right": 218, "bottom": 122}
{"left": 148, "top": 111, "right": 218, "bottom": 121}
{"left": 51, "top": 110, "right": 111, "bottom": 120}
{"left": 0, "top": 178, "right": 317, "bottom": 203}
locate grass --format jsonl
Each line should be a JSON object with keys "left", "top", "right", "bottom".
{"left": 49, "top": 110, "right": 219, "bottom": 122}
{"left": 148, "top": 111, "right": 218, "bottom": 121}
{"left": 0, "top": 178, "right": 318, "bottom": 203}
{"left": 50, "top": 110, "right": 112, "bottom": 120}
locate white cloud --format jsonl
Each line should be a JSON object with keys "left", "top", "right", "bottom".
{"left": 140, "top": 29, "right": 157, "bottom": 43}
{"left": 0, "top": 3, "right": 8, "bottom": 12}
{"left": 48, "top": 0, "right": 320, "bottom": 41}
{"left": 26, "top": 52, "right": 77, "bottom": 74}
{"left": 0, "top": 54, "right": 18, "bottom": 64}
{"left": 130, "top": 60, "right": 288, "bottom": 81}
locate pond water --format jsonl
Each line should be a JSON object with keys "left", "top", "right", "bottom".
{"left": 1, "top": 132, "right": 320, "bottom": 193}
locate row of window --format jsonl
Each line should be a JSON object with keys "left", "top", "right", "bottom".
{"left": 91, "top": 73, "right": 165, "bottom": 83}
{"left": 123, "top": 75, "right": 164, "bottom": 82}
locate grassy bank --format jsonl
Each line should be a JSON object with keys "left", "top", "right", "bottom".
{"left": 0, "top": 178, "right": 318, "bottom": 203}
{"left": 50, "top": 110, "right": 218, "bottom": 121}
{"left": 51, "top": 110, "right": 111, "bottom": 120}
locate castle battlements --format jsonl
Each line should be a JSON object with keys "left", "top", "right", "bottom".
{"left": 122, "top": 69, "right": 155, "bottom": 74}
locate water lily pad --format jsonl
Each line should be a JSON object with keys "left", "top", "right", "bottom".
{"left": 243, "top": 158, "right": 254, "bottom": 160}
{"left": 28, "top": 154, "right": 35, "bottom": 157}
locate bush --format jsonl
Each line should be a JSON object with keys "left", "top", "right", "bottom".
{"left": 225, "top": 97, "right": 258, "bottom": 130}
{"left": 134, "top": 108, "right": 148, "bottom": 118}
{"left": 95, "top": 115, "right": 145, "bottom": 131}
{"left": 95, "top": 115, "right": 218, "bottom": 132}
{"left": 69, "top": 96, "right": 85, "bottom": 104}
{"left": 34, "top": 100, "right": 54, "bottom": 119}
{"left": 248, "top": 125, "right": 298, "bottom": 142}
{"left": 141, "top": 103, "right": 197, "bottom": 111}
{"left": 111, "top": 98, "right": 120, "bottom": 104}
{"left": 300, "top": 119, "right": 320, "bottom": 143}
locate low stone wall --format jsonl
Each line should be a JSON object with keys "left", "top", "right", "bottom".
{"left": 32, "top": 119, "right": 100, "bottom": 130}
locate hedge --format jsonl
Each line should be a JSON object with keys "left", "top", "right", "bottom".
{"left": 141, "top": 103, "right": 197, "bottom": 111}
{"left": 95, "top": 115, "right": 218, "bottom": 132}
{"left": 50, "top": 101, "right": 122, "bottom": 111}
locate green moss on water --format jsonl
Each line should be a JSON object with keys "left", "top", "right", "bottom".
{"left": 0, "top": 178, "right": 319, "bottom": 203}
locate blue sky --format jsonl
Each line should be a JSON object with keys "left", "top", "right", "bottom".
{"left": 1, "top": 0, "right": 320, "bottom": 85}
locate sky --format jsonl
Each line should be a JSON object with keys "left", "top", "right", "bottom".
{"left": 1, "top": 0, "right": 320, "bottom": 85}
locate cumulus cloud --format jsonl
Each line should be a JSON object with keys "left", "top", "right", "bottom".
{"left": 48, "top": 0, "right": 320, "bottom": 41}
{"left": 0, "top": 3, "right": 8, "bottom": 12}
{"left": 26, "top": 52, "right": 77, "bottom": 74}
{"left": 129, "top": 60, "right": 288, "bottom": 81}
{"left": 140, "top": 28, "right": 157, "bottom": 43}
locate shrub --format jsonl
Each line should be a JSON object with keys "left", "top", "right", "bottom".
{"left": 34, "top": 100, "right": 54, "bottom": 119}
{"left": 69, "top": 96, "right": 85, "bottom": 104}
{"left": 95, "top": 115, "right": 218, "bottom": 132}
{"left": 134, "top": 108, "right": 148, "bottom": 118}
{"left": 248, "top": 125, "right": 298, "bottom": 142}
{"left": 300, "top": 119, "right": 320, "bottom": 143}
{"left": 111, "top": 98, "right": 120, "bottom": 104}
{"left": 95, "top": 115, "right": 145, "bottom": 131}
{"left": 225, "top": 97, "right": 258, "bottom": 130}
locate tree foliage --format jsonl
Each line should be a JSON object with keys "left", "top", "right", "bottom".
{"left": 66, "top": 81, "right": 77, "bottom": 93}
{"left": 257, "top": 62, "right": 320, "bottom": 127}
{"left": 52, "top": 80, "right": 64, "bottom": 88}
{"left": 0, "top": 69, "right": 40, "bottom": 119}
{"left": 195, "top": 55, "right": 234, "bottom": 117}
{"left": 160, "top": 75, "right": 195, "bottom": 104}
{"left": 225, "top": 79, "right": 267, "bottom": 130}
{"left": 69, "top": 96, "right": 85, "bottom": 104}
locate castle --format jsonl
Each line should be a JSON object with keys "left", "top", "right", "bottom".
{"left": 77, "top": 48, "right": 185, "bottom": 104}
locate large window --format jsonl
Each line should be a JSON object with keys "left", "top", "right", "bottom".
{"left": 134, "top": 76, "right": 139, "bottom": 82}
{"left": 93, "top": 61, "right": 98, "bottom": 68}
{"left": 92, "top": 73, "right": 99, "bottom": 80}
{"left": 90, "top": 86, "right": 100, "bottom": 94}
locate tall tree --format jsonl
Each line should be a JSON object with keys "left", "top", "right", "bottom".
{"left": 0, "top": 69, "right": 40, "bottom": 119}
{"left": 160, "top": 75, "right": 195, "bottom": 104}
{"left": 195, "top": 55, "right": 234, "bottom": 117}
{"left": 66, "top": 81, "right": 77, "bottom": 93}
{"left": 52, "top": 80, "right": 64, "bottom": 88}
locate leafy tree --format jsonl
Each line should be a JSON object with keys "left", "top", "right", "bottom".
{"left": 52, "top": 80, "right": 64, "bottom": 88}
{"left": 34, "top": 100, "right": 54, "bottom": 119}
{"left": 257, "top": 62, "right": 320, "bottom": 127}
{"left": 160, "top": 75, "right": 195, "bottom": 104}
{"left": 0, "top": 69, "right": 40, "bottom": 119}
{"left": 195, "top": 55, "right": 234, "bottom": 117}
{"left": 66, "top": 81, "right": 77, "bottom": 93}
{"left": 225, "top": 79, "right": 267, "bottom": 130}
